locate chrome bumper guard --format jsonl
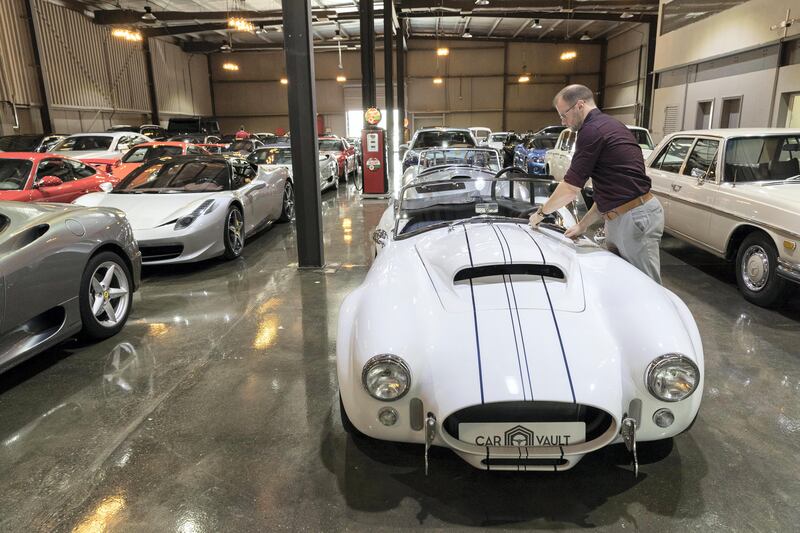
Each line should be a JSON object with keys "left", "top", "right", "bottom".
{"left": 777, "top": 259, "right": 800, "bottom": 285}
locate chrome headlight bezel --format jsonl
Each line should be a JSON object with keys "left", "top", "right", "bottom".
{"left": 645, "top": 354, "right": 700, "bottom": 402}
{"left": 361, "top": 354, "right": 411, "bottom": 402}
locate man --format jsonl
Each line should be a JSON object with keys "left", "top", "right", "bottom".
{"left": 529, "top": 84, "right": 664, "bottom": 283}
{"left": 235, "top": 125, "right": 250, "bottom": 140}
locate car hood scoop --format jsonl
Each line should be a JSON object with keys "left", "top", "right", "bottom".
{"left": 414, "top": 223, "right": 585, "bottom": 312}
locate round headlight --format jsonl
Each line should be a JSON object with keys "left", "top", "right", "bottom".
{"left": 645, "top": 354, "right": 700, "bottom": 402}
{"left": 361, "top": 354, "right": 411, "bottom": 401}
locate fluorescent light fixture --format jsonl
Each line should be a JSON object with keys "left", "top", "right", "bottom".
{"left": 518, "top": 75, "right": 530, "bottom": 83}
{"left": 433, "top": 77, "right": 444, "bottom": 84}
{"left": 336, "top": 74, "right": 347, "bottom": 82}
{"left": 111, "top": 28, "right": 143, "bottom": 42}
{"left": 436, "top": 47, "right": 450, "bottom": 56}
{"left": 222, "top": 62, "right": 239, "bottom": 71}
{"left": 560, "top": 50, "right": 577, "bottom": 61}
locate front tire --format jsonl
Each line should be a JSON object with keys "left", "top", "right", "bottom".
{"left": 735, "top": 232, "right": 787, "bottom": 307}
{"left": 278, "top": 180, "right": 295, "bottom": 222}
{"left": 223, "top": 205, "right": 245, "bottom": 259}
{"left": 79, "top": 252, "right": 133, "bottom": 340}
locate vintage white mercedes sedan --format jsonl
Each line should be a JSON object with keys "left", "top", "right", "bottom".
{"left": 337, "top": 153, "right": 703, "bottom": 473}
{"left": 647, "top": 129, "right": 800, "bottom": 307}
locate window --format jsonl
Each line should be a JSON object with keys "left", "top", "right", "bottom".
{"left": 629, "top": 129, "right": 654, "bottom": 150}
{"left": 116, "top": 161, "right": 229, "bottom": 191}
{"left": 682, "top": 139, "right": 720, "bottom": 180}
{"left": 230, "top": 162, "right": 257, "bottom": 189}
{"left": 122, "top": 145, "right": 183, "bottom": 163}
{"left": 724, "top": 135, "right": 800, "bottom": 182}
{"left": 54, "top": 136, "right": 113, "bottom": 152}
{"left": 411, "top": 131, "right": 475, "bottom": 150}
{"left": 66, "top": 159, "right": 97, "bottom": 178}
{"left": 36, "top": 159, "right": 76, "bottom": 182}
{"left": 695, "top": 100, "right": 713, "bottom": 130}
{"left": 0, "top": 159, "right": 33, "bottom": 190}
{"left": 652, "top": 137, "right": 693, "bottom": 173}
{"left": 720, "top": 97, "right": 742, "bottom": 128}
{"left": 562, "top": 130, "right": 576, "bottom": 152}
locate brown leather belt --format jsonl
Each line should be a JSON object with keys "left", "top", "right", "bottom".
{"left": 602, "top": 191, "right": 654, "bottom": 221}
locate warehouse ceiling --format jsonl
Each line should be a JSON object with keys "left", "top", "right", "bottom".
{"left": 59, "top": 0, "right": 664, "bottom": 52}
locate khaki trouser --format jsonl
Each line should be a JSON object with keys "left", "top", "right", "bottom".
{"left": 604, "top": 197, "right": 665, "bottom": 284}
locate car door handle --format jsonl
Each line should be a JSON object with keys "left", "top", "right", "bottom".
{"left": 671, "top": 184, "right": 682, "bottom": 192}
{"left": 249, "top": 182, "right": 266, "bottom": 191}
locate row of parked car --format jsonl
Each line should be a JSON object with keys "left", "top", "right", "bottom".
{"left": 0, "top": 127, "right": 361, "bottom": 374}
{"left": 400, "top": 125, "right": 799, "bottom": 308}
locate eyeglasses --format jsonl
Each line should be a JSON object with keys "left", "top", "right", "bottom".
{"left": 557, "top": 100, "right": 581, "bottom": 119}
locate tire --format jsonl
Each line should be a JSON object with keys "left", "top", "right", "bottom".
{"left": 735, "top": 232, "right": 787, "bottom": 307}
{"left": 223, "top": 205, "right": 245, "bottom": 259}
{"left": 79, "top": 252, "right": 133, "bottom": 340}
{"left": 277, "top": 180, "right": 295, "bottom": 223}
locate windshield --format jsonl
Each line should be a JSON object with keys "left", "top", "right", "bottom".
{"left": 396, "top": 175, "right": 583, "bottom": 238}
{"left": 319, "top": 140, "right": 344, "bottom": 152}
{"left": 416, "top": 148, "right": 501, "bottom": 173}
{"left": 0, "top": 159, "right": 33, "bottom": 190}
{"left": 725, "top": 135, "right": 800, "bottom": 182}
{"left": 630, "top": 129, "right": 654, "bottom": 149}
{"left": 471, "top": 129, "right": 491, "bottom": 141}
{"left": 488, "top": 134, "right": 508, "bottom": 143}
{"left": 114, "top": 160, "right": 230, "bottom": 192}
{"left": 250, "top": 148, "right": 291, "bottom": 165}
{"left": 121, "top": 145, "right": 183, "bottom": 163}
{"left": 529, "top": 137, "right": 557, "bottom": 150}
{"left": 0, "top": 135, "right": 42, "bottom": 152}
{"left": 412, "top": 131, "right": 475, "bottom": 149}
{"left": 263, "top": 136, "right": 289, "bottom": 145}
{"left": 55, "top": 136, "right": 113, "bottom": 152}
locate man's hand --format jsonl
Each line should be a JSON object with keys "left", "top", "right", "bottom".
{"left": 529, "top": 209, "right": 545, "bottom": 228}
{"left": 564, "top": 222, "right": 586, "bottom": 240}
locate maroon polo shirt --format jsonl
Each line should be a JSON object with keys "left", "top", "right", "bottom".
{"left": 563, "top": 108, "right": 650, "bottom": 213}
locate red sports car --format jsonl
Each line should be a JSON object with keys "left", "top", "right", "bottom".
{"left": 318, "top": 136, "right": 357, "bottom": 181}
{"left": 111, "top": 141, "right": 209, "bottom": 179}
{"left": 0, "top": 153, "right": 117, "bottom": 203}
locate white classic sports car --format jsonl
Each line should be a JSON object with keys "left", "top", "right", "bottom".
{"left": 338, "top": 161, "right": 704, "bottom": 473}
{"left": 74, "top": 155, "right": 293, "bottom": 264}
{"left": 247, "top": 145, "right": 339, "bottom": 192}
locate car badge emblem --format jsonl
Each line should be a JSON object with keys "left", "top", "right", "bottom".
{"left": 504, "top": 425, "right": 534, "bottom": 447}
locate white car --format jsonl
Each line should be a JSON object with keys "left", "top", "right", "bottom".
{"left": 545, "top": 126, "right": 655, "bottom": 182}
{"left": 483, "top": 131, "right": 512, "bottom": 151}
{"left": 399, "top": 147, "right": 503, "bottom": 188}
{"left": 468, "top": 127, "right": 492, "bottom": 145}
{"left": 400, "top": 128, "right": 478, "bottom": 171}
{"left": 338, "top": 159, "right": 704, "bottom": 473}
{"left": 52, "top": 132, "right": 151, "bottom": 168}
{"left": 248, "top": 146, "right": 339, "bottom": 192}
{"left": 74, "top": 155, "right": 293, "bottom": 264}
{"left": 647, "top": 128, "right": 800, "bottom": 307}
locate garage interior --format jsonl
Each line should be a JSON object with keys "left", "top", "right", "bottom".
{"left": 1, "top": 0, "right": 800, "bottom": 531}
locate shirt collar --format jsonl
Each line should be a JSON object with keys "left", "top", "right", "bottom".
{"left": 580, "top": 108, "right": 600, "bottom": 131}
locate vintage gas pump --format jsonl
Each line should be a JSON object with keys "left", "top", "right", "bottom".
{"left": 361, "top": 107, "right": 389, "bottom": 197}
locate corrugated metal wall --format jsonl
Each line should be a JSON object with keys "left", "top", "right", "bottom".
{"left": 152, "top": 38, "right": 212, "bottom": 117}
{"left": 33, "top": 0, "right": 148, "bottom": 112}
{"left": 0, "top": 0, "right": 40, "bottom": 105}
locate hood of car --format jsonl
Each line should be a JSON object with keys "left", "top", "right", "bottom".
{"left": 74, "top": 191, "right": 219, "bottom": 230}
{"left": 414, "top": 223, "right": 585, "bottom": 313}
{"left": 732, "top": 181, "right": 800, "bottom": 214}
{"left": 69, "top": 150, "right": 120, "bottom": 160}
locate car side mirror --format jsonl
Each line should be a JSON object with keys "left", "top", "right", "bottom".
{"left": 37, "top": 175, "right": 63, "bottom": 187}
{"left": 690, "top": 167, "right": 707, "bottom": 183}
{"left": 99, "top": 182, "right": 113, "bottom": 193}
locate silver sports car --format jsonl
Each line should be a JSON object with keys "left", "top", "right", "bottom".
{"left": 74, "top": 155, "right": 293, "bottom": 264}
{"left": 0, "top": 201, "right": 141, "bottom": 373}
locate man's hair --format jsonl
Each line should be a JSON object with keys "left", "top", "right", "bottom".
{"left": 553, "top": 84, "right": 595, "bottom": 107}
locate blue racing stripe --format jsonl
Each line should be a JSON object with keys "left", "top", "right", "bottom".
{"left": 489, "top": 224, "right": 528, "bottom": 401}
{"left": 497, "top": 225, "right": 535, "bottom": 400}
{"left": 463, "top": 226, "right": 485, "bottom": 404}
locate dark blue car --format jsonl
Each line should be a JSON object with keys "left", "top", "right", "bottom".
{"left": 513, "top": 134, "right": 558, "bottom": 175}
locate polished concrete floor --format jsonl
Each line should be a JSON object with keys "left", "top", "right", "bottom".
{"left": 1, "top": 182, "right": 799, "bottom": 532}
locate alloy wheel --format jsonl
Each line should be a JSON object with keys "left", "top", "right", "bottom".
{"left": 228, "top": 208, "right": 244, "bottom": 254}
{"left": 284, "top": 182, "right": 295, "bottom": 220}
{"left": 89, "top": 261, "right": 130, "bottom": 327}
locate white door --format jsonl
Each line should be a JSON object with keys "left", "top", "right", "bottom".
{"left": 647, "top": 136, "right": 694, "bottom": 233}
{"left": 669, "top": 137, "right": 721, "bottom": 245}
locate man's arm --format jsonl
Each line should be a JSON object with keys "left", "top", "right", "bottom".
{"left": 528, "top": 180, "right": 581, "bottom": 226}
{"left": 564, "top": 202, "right": 602, "bottom": 238}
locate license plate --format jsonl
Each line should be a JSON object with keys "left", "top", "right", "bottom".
{"left": 475, "top": 202, "right": 498, "bottom": 214}
{"left": 459, "top": 422, "right": 586, "bottom": 447}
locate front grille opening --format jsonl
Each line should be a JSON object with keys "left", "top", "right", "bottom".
{"left": 140, "top": 244, "right": 184, "bottom": 262}
{"left": 444, "top": 401, "right": 613, "bottom": 443}
{"left": 482, "top": 458, "right": 568, "bottom": 467}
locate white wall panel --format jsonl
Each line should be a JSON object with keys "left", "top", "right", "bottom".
{"left": 0, "top": 0, "right": 40, "bottom": 105}
{"left": 152, "top": 39, "right": 212, "bottom": 117}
